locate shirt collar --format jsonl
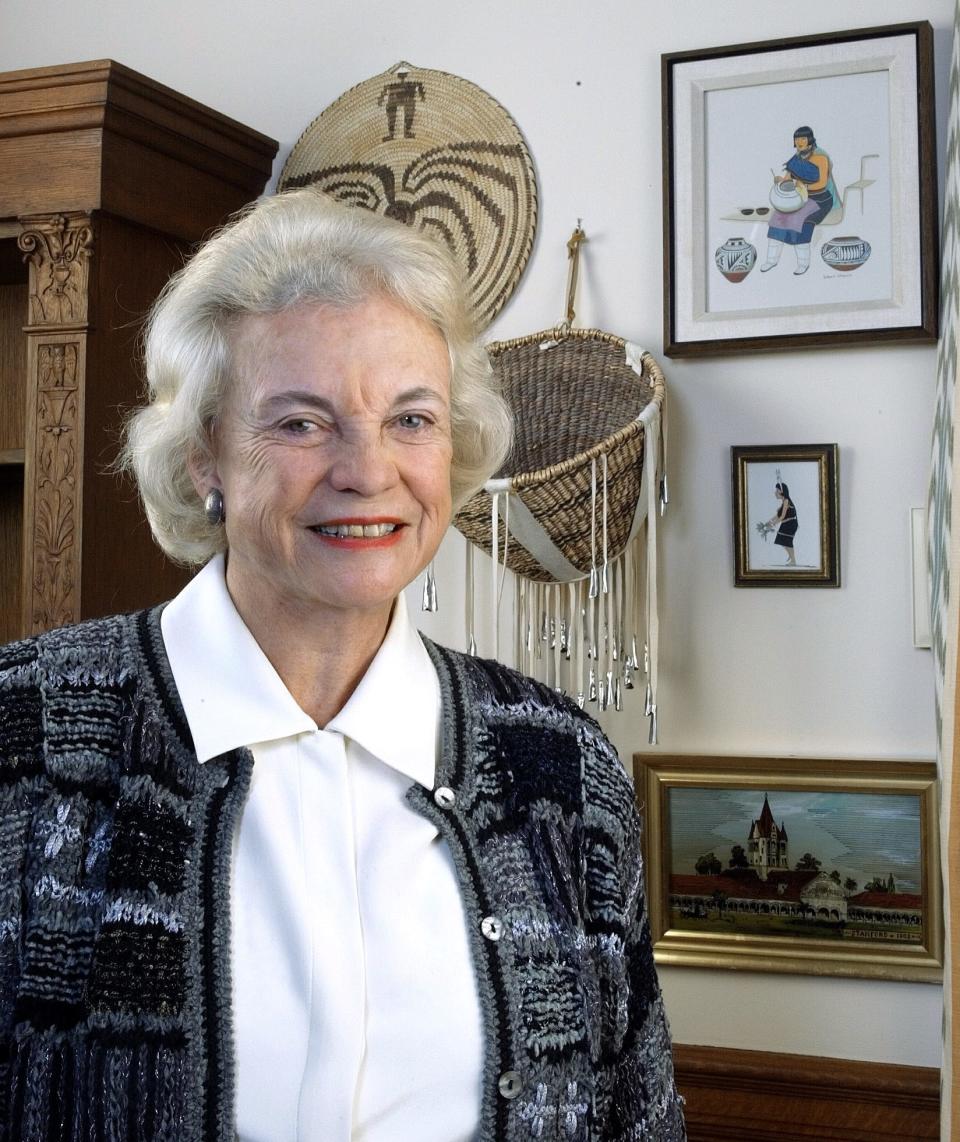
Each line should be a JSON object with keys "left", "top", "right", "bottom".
{"left": 160, "top": 554, "right": 438, "bottom": 788}
{"left": 326, "top": 591, "right": 438, "bottom": 789}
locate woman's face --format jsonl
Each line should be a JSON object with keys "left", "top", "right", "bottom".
{"left": 201, "top": 295, "right": 454, "bottom": 627}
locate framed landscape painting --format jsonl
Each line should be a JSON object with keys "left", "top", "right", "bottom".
{"left": 634, "top": 754, "right": 942, "bottom": 982}
{"left": 662, "top": 22, "right": 938, "bottom": 355}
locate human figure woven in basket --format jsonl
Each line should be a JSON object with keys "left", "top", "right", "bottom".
{"left": 377, "top": 67, "right": 425, "bottom": 140}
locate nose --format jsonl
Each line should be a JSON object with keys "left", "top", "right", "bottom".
{"left": 326, "top": 427, "right": 399, "bottom": 497}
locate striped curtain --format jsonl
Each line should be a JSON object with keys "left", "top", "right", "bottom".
{"left": 929, "top": 2, "right": 960, "bottom": 1137}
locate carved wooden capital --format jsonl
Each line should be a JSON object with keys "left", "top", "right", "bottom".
{"left": 18, "top": 213, "right": 93, "bottom": 327}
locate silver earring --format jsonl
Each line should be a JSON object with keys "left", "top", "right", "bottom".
{"left": 204, "top": 488, "right": 225, "bottom": 525}
{"left": 421, "top": 562, "right": 438, "bottom": 612}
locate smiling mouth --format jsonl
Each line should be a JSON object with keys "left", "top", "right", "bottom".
{"left": 310, "top": 523, "right": 401, "bottom": 538}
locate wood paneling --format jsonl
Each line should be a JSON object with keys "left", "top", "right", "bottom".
{"left": 0, "top": 464, "right": 23, "bottom": 645}
{"left": 80, "top": 212, "right": 190, "bottom": 618}
{"left": 0, "top": 134, "right": 103, "bottom": 220}
{"left": 674, "top": 1044, "right": 940, "bottom": 1142}
{"left": 0, "top": 278, "right": 26, "bottom": 451}
{"left": 0, "top": 262, "right": 25, "bottom": 642}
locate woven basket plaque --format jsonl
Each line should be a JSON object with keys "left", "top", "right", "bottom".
{"left": 278, "top": 61, "right": 538, "bottom": 329}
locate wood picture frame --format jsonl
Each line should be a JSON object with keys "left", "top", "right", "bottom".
{"left": 662, "top": 22, "right": 938, "bottom": 356}
{"left": 731, "top": 443, "right": 840, "bottom": 587}
{"left": 635, "top": 754, "right": 942, "bottom": 982}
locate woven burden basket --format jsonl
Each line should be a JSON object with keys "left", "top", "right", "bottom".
{"left": 454, "top": 327, "right": 665, "bottom": 583}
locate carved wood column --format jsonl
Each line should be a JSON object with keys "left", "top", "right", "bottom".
{"left": 18, "top": 213, "right": 92, "bottom": 634}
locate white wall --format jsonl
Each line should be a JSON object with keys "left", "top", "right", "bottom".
{"left": 2, "top": 0, "right": 950, "bottom": 1068}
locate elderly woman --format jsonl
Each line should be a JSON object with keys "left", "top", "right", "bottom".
{"left": 0, "top": 190, "right": 685, "bottom": 1141}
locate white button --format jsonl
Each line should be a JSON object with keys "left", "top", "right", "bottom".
{"left": 498, "top": 1070, "right": 523, "bottom": 1099}
{"left": 481, "top": 915, "right": 504, "bottom": 941}
{"left": 434, "top": 786, "right": 456, "bottom": 808}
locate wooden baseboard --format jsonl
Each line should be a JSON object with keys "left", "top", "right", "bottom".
{"left": 673, "top": 1044, "right": 940, "bottom": 1142}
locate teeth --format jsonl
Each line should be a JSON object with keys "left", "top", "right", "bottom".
{"left": 315, "top": 523, "right": 398, "bottom": 538}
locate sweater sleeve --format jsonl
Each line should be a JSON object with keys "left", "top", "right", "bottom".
{"left": 603, "top": 804, "right": 687, "bottom": 1140}
{"left": 573, "top": 710, "right": 686, "bottom": 1139}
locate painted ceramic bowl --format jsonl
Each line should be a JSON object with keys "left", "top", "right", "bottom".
{"left": 715, "top": 237, "right": 757, "bottom": 283}
{"left": 820, "top": 236, "right": 871, "bottom": 271}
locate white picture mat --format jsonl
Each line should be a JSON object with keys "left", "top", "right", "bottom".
{"left": 744, "top": 459, "right": 823, "bottom": 572}
{"left": 705, "top": 71, "right": 892, "bottom": 313}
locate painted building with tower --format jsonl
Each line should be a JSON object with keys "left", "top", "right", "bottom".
{"left": 747, "top": 793, "right": 789, "bottom": 879}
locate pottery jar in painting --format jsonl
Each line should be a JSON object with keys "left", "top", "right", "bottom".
{"left": 769, "top": 179, "right": 805, "bottom": 213}
{"left": 715, "top": 237, "right": 757, "bottom": 283}
{"left": 820, "top": 236, "right": 871, "bottom": 272}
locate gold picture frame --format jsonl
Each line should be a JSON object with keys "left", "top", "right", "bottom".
{"left": 635, "top": 754, "right": 942, "bottom": 982}
{"left": 732, "top": 443, "right": 840, "bottom": 587}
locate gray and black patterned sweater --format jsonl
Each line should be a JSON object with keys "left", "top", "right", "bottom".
{"left": 0, "top": 607, "right": 686, "bottom": 1142}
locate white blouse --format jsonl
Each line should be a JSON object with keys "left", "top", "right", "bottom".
{"left": 161, "top": 556, "right": 483, "bottom": 1141}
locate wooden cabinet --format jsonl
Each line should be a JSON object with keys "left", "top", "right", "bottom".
{"left": 0, "top": 60, "right": 277, "bottom": 642}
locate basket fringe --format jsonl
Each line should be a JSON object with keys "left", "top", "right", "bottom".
{"left": 456, "top": 336, "right": 665, "bottom": 733}
{"left": 465, "top": 430, "right": 663, "bottom": 737}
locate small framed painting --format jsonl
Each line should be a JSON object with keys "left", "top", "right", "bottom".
{"left": 662, "top": 22, "right": 938, "bottom": 355}
{"left": 634, "top": 754, "right": 942, "bottom": 982}
{"left": 731, "top": 443, "right": 839, "bottom": 587}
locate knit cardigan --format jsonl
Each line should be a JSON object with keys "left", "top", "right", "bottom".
{"left": 0, "top": 607, "right": 686, "bottom": 1142}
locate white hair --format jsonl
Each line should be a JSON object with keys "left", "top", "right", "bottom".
{"left": 122, "top": 188, "right": 513, "bottom": 565}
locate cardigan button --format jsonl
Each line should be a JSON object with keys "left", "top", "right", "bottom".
{"left": 498, "top": 1070, "right": 524, "bottom": 1099}
{"left": 434, "top": 786, "right": 456, "bottom": 808}
{"left": 481, "top": 915, "right": 504, "bottom": 941}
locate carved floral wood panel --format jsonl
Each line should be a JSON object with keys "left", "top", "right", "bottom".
{"left": 17, "top": 214, "right": 92, "bottom": 633}
{"left": 29, "top": 342, "right": 82, "bottom": 631}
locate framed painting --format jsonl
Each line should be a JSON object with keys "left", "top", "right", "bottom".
{"left": 662, "top": 22, "right": 938, "bottom": 355}
{"left": 731, "top": 443, "right": 839, "bottom": 587}
{"left": 634, "top": 754, "right": 942, "bottom": 982}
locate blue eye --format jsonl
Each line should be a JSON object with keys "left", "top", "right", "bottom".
{"left": 398, "top": 413, "right": 428, "bottom": 429}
